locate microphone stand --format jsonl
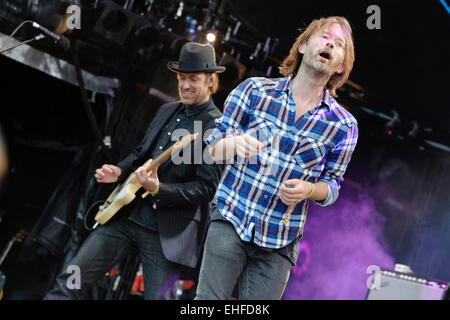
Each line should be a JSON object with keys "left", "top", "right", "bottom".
{"left": 0, "top": 34, "right": 44, "bottom": 54}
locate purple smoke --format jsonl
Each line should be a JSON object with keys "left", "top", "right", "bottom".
{"left": 282, "top": 180, "right": 395, "bottom": 300}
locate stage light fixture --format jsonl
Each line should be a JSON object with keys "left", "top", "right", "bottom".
{"left": 93, "top": 1, "right": 136, "bottom": 46}
{"left": 206, "top": 32, "right": 216, "bottom": 43}
{"left": 0, "top": 0, "right": 73, "bottom": 34}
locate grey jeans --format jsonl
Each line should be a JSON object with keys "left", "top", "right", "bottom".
{"left": 195, "top": 220, "right": 293, "bottom": 300}
{"left": 45, "top": 215, "right": 181, "bottom": 300}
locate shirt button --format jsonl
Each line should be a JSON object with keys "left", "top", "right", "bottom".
{"left": 168, "top": 132, "right": 171, "bottom": 135}
{"left": 177, "top": 118, "right": 180, "bottom": 122}
{"left": 264, "top": 195, "right": 268, "bottom": 199}
{"left": 159, "top": 146, "right": 163, "bottom": 149}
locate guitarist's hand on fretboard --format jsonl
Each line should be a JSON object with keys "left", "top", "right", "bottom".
{"left": 95, "top": 164, "right": 122, "bottom": 183}
{"left": 135, "top": 165, "right": 159, "bottom": 194}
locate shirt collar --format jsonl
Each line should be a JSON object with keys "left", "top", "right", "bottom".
{"left": 321, "top": 89, "right": 333, "bottom": 111}
{"left": 278, "top": 75, "right": 332, "bottom": 111}
{"left": 275, "top": 76, "right": 292, "bottom": 92}
{"left": 183, "top": 97, "right": 212, "bottom": 117}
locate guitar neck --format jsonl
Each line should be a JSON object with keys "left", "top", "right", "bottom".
{"left": 0, "top": 241, "right": 14, "bottom": 266}
{"left": 0, "top": 230, "right": 26, "bottom": 267}
{"left": 145, "top": 133, "right": 197, "bottom": 173}
{"left": 147, "top": 147, "right": 175, "bottom": 172}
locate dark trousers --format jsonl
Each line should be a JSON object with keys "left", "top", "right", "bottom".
{"left": 45, "top": 215, "right": 182, "bottom": 300}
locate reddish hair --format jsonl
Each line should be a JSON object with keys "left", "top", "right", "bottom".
{"left": 207, "top": 72, "right": 220, "bottom": 95}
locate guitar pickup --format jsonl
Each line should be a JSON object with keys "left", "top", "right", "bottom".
{"left": 98, "top": 201, "right": 111, "bottom": 211}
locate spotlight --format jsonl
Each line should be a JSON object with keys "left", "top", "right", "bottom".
{"left": 93, "top": 1, "right": 136, "bottom": 46}
{"left": 206, "top": 32, "right": 216, "bottom": 43}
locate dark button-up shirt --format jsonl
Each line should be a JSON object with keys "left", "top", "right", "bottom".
{"left": 126, "top": 98, "right": 216, "bottom": 231}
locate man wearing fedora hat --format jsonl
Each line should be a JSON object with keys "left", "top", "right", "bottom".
{"left": 45, "top": 42, "right": 225, "bottom": 300}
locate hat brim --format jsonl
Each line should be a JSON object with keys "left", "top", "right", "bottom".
{"left": 167, "top": 62, "right": 226, "bottom": 73}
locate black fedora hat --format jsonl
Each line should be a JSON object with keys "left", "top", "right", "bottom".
{"left": 167, "top": 42, "right": 226, "bottom": 73}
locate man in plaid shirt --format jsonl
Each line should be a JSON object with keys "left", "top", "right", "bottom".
{"left": 195, "top": 16, "right": 359, "bottom": 300}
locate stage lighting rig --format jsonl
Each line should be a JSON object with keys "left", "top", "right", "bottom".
{"left": 0, "top": 0, "right": 74, "bottom": 34}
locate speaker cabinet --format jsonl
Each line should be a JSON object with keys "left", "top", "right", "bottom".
{"left": 366, "top": 269, "right": 447, "bottom": 300}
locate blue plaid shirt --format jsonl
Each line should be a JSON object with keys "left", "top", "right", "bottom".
{"left": 205, "top": 76, "right": 358, "bottom": 249}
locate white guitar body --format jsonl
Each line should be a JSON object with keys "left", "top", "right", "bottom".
{"left": 93, "top": 132, "right": 198, "bottom": 226}
{"left": 94, "top": 158, "right": 153, "bottom": 225}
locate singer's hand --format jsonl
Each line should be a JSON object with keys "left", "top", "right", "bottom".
{"left": 135, "top": 165, "right": 159, "bottom": 194}
{"left": 234, "top": 134, "right": 264, "bottom": 159}
{"left": 279, "top": 179, "right": 314, "bottom": 205}
{"left": 95, "top": 164, "right": 121, "bottom": 183}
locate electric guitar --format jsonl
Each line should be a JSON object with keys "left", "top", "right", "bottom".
{"left": 0, "top": 229, "right": 27, "bottom": 300}
{"left": 94, "top": 133, "right": 198, "bottom": 225}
